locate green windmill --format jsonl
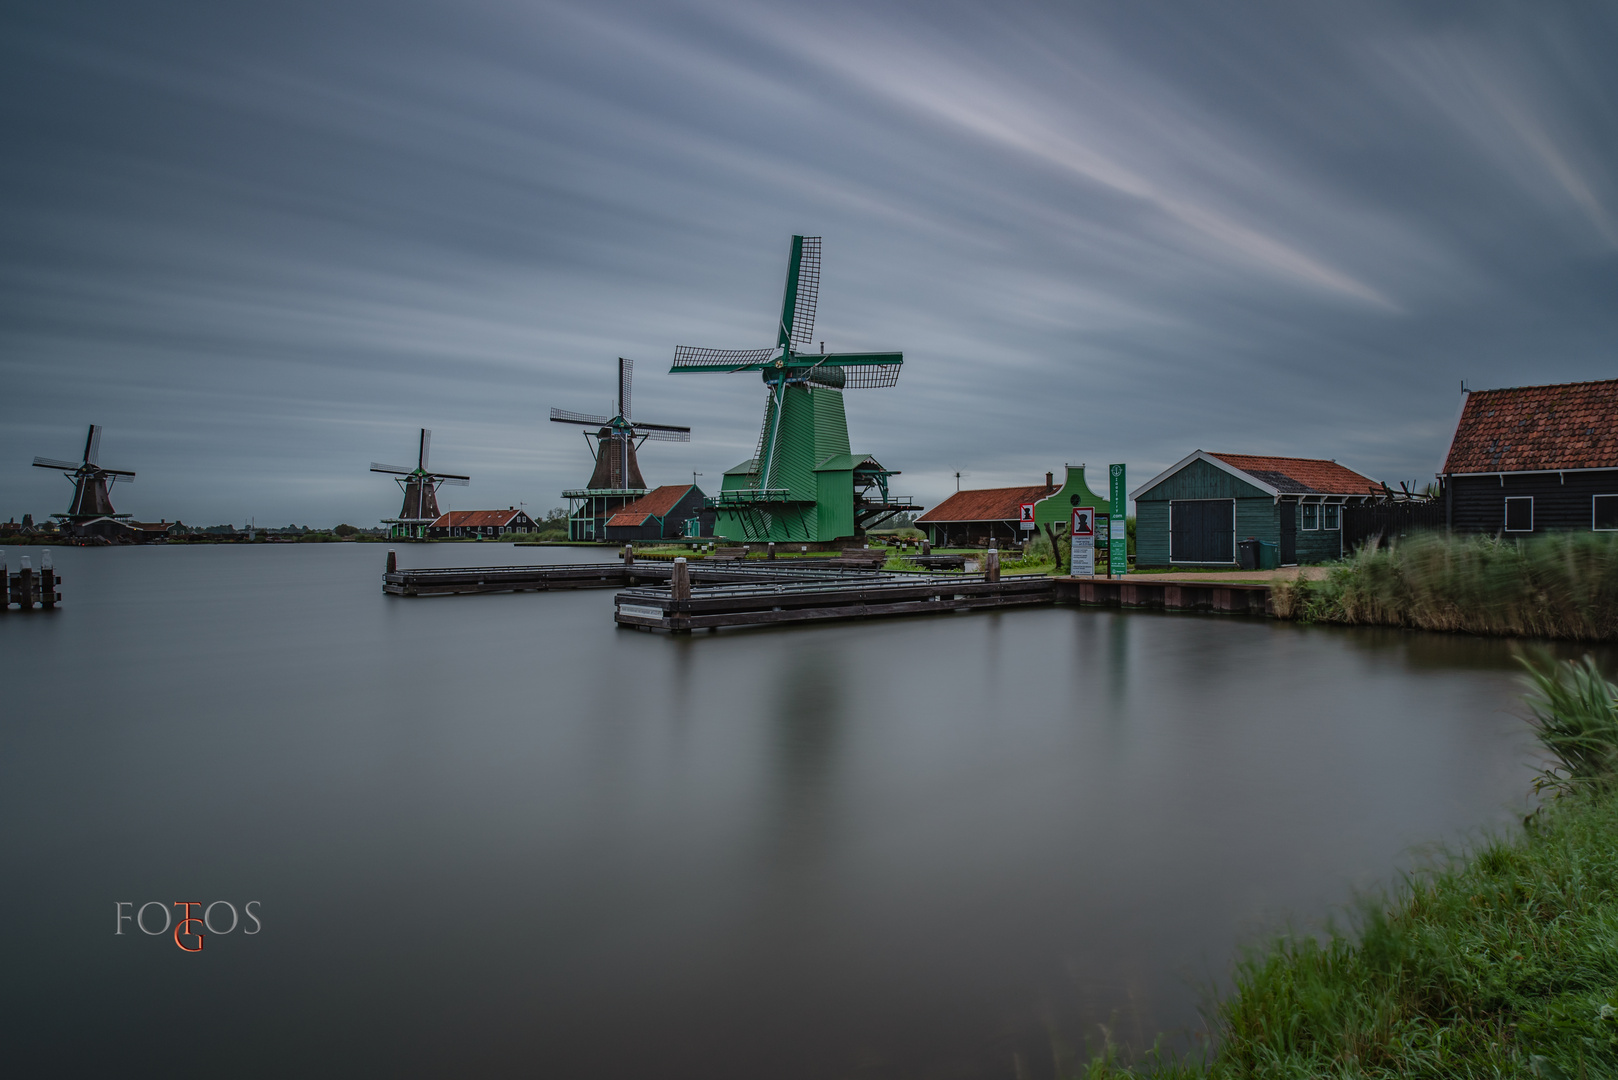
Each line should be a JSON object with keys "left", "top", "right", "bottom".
{"left": 670, "top": 235, "right": 918, "bottom": 543}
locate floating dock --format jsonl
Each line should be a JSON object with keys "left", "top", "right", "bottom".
{"left": 382, "top": 559, "right": 887, "bottom": 597}
{"left": 614, "top": 573, "right": 1054, "bottom": 631}
{"left": 383, "top": 548, "right": 1280, "bottom": 632}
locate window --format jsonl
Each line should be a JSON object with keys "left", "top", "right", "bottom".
{"left": 1323, "top": 505, "right": 1340, "bottom": 530}
{"left": 1301, "top": 504, "right": 1319, "bottom": 530}
{"left": 1596, "top": 496, "right": 1618, "bottom": 531}
{"left": 1504, "top": 497, "right": 1533, "bottom": 532}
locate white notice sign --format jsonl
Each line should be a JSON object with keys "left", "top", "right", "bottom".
{"left": 1070, "top": 535, "right": 1095, "bottom": 576}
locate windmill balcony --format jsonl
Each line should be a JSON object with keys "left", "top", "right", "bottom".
{"left": 563, "top": 487, "right": 649, "bottom": 499}
{"left": 705, "top": 488, "right": 798, "bottom": 506}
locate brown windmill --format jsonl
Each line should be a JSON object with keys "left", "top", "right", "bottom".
{"left": 371, "top": 428, "right": 469, "bottom": 539}
{"left": 32, "top": 424, "right": 136, "bottom": 524}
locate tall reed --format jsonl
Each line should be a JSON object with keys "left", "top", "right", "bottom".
{"left": 1272, "top": 531, "right": 1618, "bottom": 640}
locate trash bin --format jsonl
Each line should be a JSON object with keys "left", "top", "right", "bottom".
{"left": 1255, "top": 540, "right": 1279, "bottom": 570}
{"left": 1237, "top": 538, "right": 1259, "bottom": 571}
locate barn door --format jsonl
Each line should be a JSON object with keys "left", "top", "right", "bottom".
{"left": 1279, "top": 499, "right": 1296, "bottom": 565}
{"left": 1171, "top": 500, "right": 1235, "bottom": 563}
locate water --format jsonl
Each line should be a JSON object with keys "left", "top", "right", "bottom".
{"left": 1, "top": 544, "right": 1550, "bottom": 1077}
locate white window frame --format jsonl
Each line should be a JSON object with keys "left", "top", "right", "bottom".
{"left": 1594, "top": 495, "right": 1618, "bottom": 532}
{"left": 1300, "top": 503, "right": 1320, "bottom": 531}
{"left": 1322, "top": 504, "right": 1340, "bottom": 531}
{"left": 1504, "top": 496, "right": 1533, "bottom": 533}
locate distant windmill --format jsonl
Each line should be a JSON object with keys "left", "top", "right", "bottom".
{"left": 370, "top": 428, "right": 469, "bottom": 540}
{"left": 550, "top": 358, "right": 690, "bottom": 540}
{"left": 32, "top": 424, "right": 135, "bottom": 523}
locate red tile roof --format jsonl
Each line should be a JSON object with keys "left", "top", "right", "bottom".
{"left": 918, "top": 485, "right": 1054, "bottom": 523}
{"left": 1209, "top": 453, "right": 1379, "bottom": 496}
{"left": 431, "top": 510, "right": 529, "bottom": 528}
{"left": 605, "top": 485, "right": 692, "bottom": 527}
{"left": 1443, "top": 379, "right": 1618, "bottom": 474}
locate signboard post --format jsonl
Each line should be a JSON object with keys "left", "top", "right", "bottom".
{"left": 1109, "top": 464, "right": 1127, "bottom": 577}
{"left": 1019, "top": 502, "right": 1035, "bottom": 531}
{"left": 1070, "top": 507, "right": 1096, "bottom": 576}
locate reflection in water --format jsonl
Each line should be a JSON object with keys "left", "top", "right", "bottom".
{"left": 0, "top": 544, "right": 1541, "bottom": 1079}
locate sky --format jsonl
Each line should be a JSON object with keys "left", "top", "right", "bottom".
{"left": 2, "top": 0, "right": 1615, "bottom": 527}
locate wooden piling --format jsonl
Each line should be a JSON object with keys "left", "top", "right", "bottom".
{"left": 985, "top": 547, "right": 1000, "bottom": 583}
{"left": 386, "top": 549, "right": 397, "bottom": 574}
{"left": 623, "top": 543, "right": 634, "bottom": 565}
{"left": 767, "top": 542, "right": 776, "bottom": 560}
{"left": 18, "top": 557, "right": 33, "bottom": 611}
{"left": 671, "top": 557, "right": 691, "bottom": 601}
{"left": 39, "top": 550, "right": 55, "bottom": 609}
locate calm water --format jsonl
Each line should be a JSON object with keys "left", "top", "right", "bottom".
{"left": 1, "top": 543, "right": 1553, "bottom": 1077}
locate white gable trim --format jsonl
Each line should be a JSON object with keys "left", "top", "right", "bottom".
{"left": 1129, "top": 450, "right": 1279, "bottom": 501}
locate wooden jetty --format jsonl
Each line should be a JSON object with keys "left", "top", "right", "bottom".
{"left": 383, "top": 548, "right": 1281, "bottom": 631}
{"left": 382, "top": 549, "right": 887, "bottom": 597}
{"left": 615, "top": 567, "right": 1055, "bottom": 632}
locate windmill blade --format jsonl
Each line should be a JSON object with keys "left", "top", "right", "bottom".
{"left": 630, "top": 421, "right": 690, "bottom": 433}
{"left": 813, "top": 351, "right": 903, "bottom": 388}
{"left": 780, "top": 235, "right": 821, "bottom": 351}
{"left": 436, "top": 476, "right": 470, "bottom": 487}
{"left": 33, "top": 457, "right": 81, "bottom": 470}
{"left": 640, "top": 429, "right": 691, "bottom": 443}
{"left": 101, "top": 468, "right": 136, "bottom": 477}
{"left": 84, "top": 424, "right": 102, "bottom": 466}
{"left": 550, "top": 407, "right": 613, "bottom": 426}
{"left": 111, "top": 473, "right": 134, "bottom": 484}
{"left": 671, "top": 345, "right": 777, "bottom": 372}
{"left": 371, "top": 463, "right": 415, "bottom": 475}
{"left": 418, "top": 429, "right": 431, "bottom": 471}
{"left": 619, "top": 357, "right": 632, "bottom": 419}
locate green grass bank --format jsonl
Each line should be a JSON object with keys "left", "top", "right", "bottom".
{"left": 1076, "top": 655, "right": 1618, "bottom": 1079}
{"left": 1273, "top": 532, "right": 1618, "bottom": 642}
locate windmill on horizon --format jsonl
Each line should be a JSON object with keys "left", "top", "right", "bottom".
{"left": 550, "top": 357, "right": 691, "bottom": 541}
{"left": 370, "top": 429, "right": 469, "bottom": 540}
{"left": 32, "top": 424, "right": 136, "bottom": 527}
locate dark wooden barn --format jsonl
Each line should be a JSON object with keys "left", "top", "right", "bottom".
{"left": 602, "top": 484, "right": 708, "bottom": 542}
{"left": 1441, "top": 379, "right": 1618, "bottom": 536}
{"left": 1133, "top": 451, "right": 1380, "bottom": 567}
{"left": 427, "top": 508, "right": 539, "bottom": 539}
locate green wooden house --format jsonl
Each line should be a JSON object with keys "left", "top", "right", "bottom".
{"left": 1131, "top": 451, "right": 1379, "bottom": 567}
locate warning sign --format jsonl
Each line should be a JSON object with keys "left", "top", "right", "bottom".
{"left": 1070, "top": 507, "right": 1096, "bottom": 575}
{"left": 1019, "top": 502, "right": 1036, "bottom": 530}
{"left": 1071, "top": 507, "right": 1095, "bottom": 537}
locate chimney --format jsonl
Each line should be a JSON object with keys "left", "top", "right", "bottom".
{"left": 1045, "top": 472, "right": 1054, "bottom": 492}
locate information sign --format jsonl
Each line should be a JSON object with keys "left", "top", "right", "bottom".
{"left": 1108, "top": 464, "right": 1128, "bottom": 576}
{"left": 1070, "top": 507, "right": 1096, "bottom": 576}
{"left": 1019, "top": 502, "right": 1036, "bottom": 530}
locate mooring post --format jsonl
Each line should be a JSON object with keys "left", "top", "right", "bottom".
{"left": 0, "top": 549, "right": 7, "bottom": 611}
{"left": 623, "top": 543, "right": 634, "bottom": 566}
{"left": 386, "top": 548, "right": 397, "bottom": 574}
{"left": 767, "top": 541, "right": 775, "bottom": 560}
{"left": 39, "top": 549, "right": 55, "bottom": 609}
{"left": 922, "top": 539, "right": 931, "bottom": 557}
{"left": 985, "top": 546, "right": 1000, "bottom": 583}
{"left": 671, "top": 556, "right": 691, "bottom": 601}
{"left": 18, "top": 555, "right": 33, "bottom": 612}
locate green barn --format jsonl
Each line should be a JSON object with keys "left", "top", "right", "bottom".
{"left": 1131, "top": 452, "right": 1379, "bottom": 567}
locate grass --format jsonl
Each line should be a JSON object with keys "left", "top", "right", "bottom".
{"left": 1272, "top": 532, "right": 1618, "bottom": 641}
{"left": 1071, "top": 652, "right": 1618, "bottom": 1079}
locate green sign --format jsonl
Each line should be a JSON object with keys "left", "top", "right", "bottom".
{"left": 1108, "top": 464, "right": 1127, "bottom": 576}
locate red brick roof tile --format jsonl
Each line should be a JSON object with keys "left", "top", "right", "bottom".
{"left": 604, "top": 485, "right": 692, "bottom": 527}
{"left": 918, "top": 485, "right": 1054, "bottom": 523}
{"left": 1209, "top": 453, "right": 1379, "bottom": 496}
{"left": 431, "top": 510, "right": 528, "bottom": 528}
{"left": 1443, "top": 379, "right": 1618, "bottom": 474}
